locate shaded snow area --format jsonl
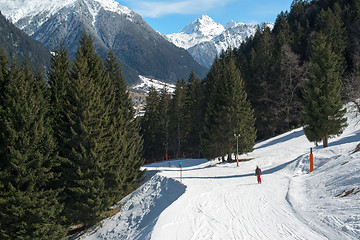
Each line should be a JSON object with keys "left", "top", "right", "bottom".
{"left": 82, "top": 103, "right": 359, "bottom": 240}
{"left": 85, "top": 174, "right": 186, "bottom": 240}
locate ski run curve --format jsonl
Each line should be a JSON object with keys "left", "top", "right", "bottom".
{"left": 84, "top": 102, "right": 360, "bottom": 240}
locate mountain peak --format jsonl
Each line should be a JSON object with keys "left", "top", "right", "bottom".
{"left": 0, "top": 0, "right": 208, "bottom": 84}
{"left": 182, "top": 14, "right": 224, "bottom": 36}
{"left": 166, "top": 15, "right": 266, "bottom": 68}
{"left": 197, "top": 14, "right": 215, "bottom": 24}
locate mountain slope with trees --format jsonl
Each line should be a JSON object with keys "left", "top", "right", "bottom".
{"left": 140, "top": 0, "right": 360, "bottom": 161}
{"left": 140, "top": 53, "right": 257, "bottom": 162}
{"left": 0, "top": 0, "right": 208, "bottom": 84}
{"left": 0, "top": 12, "right": 50, "bottom": 72}
{"left": 230, "top": 0, "right": 360, "bottom": 141}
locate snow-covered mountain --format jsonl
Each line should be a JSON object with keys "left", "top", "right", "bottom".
{"left": 166, "top": 15, "right": 274, "bottom": 68}
{"left": 0, "top": 0, "right": 134, "bottom": 35}
{"left": 0, "top": 0, "right": 208, "bottom": 84}
{"left": 166, "top": 14, "right": 225, "bottom": 50}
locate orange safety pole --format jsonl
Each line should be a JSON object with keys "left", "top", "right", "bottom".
{"left": 237, "top": 157, "right": 239, "bottom": 167}
{"left": 310, "top": 147, "right": 314, "bottom": 172}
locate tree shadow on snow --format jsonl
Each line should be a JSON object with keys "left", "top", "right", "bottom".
{"left": 255, "top": 129, "right": 304, "bottom": 150}
{"left": 179, "top": 158, "right": 298, "bottom": 180}
{"left": 133, "top": 172, "right": 186, "bottom": 239}
{"left": 153, "top": 164, "right": 215, "bottom": 172}
{"left": 328, "top": 130, "right": 360, "bottom": 148}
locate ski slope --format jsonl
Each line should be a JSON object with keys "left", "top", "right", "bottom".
{"left": 83, "top": 103, "right": 360, "bottom": 240}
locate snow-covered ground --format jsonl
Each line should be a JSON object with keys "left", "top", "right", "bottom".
{"left": 132, "top": 76, "right": 176, "bottom": 94}
{"left": 83, "top": 103, "right": 360, "bottom": 240}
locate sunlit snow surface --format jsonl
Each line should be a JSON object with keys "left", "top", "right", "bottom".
{"left": 84, "top": 102, "right": 359, "bottom": 240}
{"left": 132, "top": 76, "right": 176, "bottom": 94}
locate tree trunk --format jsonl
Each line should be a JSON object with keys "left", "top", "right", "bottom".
{"left": 322, "top": 134, "right": 328, "bottom": 148}
{"left": 228, "top": 153, "right": 232, "bottom": 162}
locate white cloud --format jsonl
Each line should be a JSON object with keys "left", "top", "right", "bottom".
{"left": 128, "top": 0, "right": 232, "bottom": 18}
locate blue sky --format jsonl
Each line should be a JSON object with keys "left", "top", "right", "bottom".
{"left": 116, "top": 0, "right": 294, "bottom": 34}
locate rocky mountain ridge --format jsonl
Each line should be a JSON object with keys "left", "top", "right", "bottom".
{"left": 0, "top": 0, "right": 208, "bottom": 84}
{"left": 166, "top": 15, "right": 274, "bottom": 68}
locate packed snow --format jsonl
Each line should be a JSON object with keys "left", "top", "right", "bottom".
{"left": 82, "top": 102, "right": 359, "bottom": 240}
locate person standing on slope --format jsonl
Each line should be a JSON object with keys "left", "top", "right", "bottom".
{"left": 255, "top": 166, "right": 262, "bottom": 184}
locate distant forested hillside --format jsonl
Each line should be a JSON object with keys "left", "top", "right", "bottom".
{"left": 228, "top": 0, "right": 360, "bottom": 140}
{"left": 0, "top": 12, "right": 50, "bottom": 72}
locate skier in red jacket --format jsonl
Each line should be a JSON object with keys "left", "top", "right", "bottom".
{"left": 255, "top": 166, "right": 262, "bottom": 184}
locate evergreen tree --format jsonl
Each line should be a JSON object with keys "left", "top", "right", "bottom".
{"left": 59, "top": 34, "right": 113, "bottom": 225}
{"left": 201, "top": 53, "right": 256, "bottom": 160}
{"left": 48, "top": 43, "right": 71, "bottom": 147}
{"left": 158, "top": 86, "right": 172, "bottom": 159}
{"left": 185, "top": 71, "right": 204, "bottom": 157}
{"left": 105, "top": 51, "right": 131, "bottom": 119}
{"left": 228, "top": 62, "right": 257, "bottom": 155}
{"left": 0, "top": 49, "right": 8, "bottom": 92}
{"left": 105, "top": 51, "right": 144, "bottom": 204}
{"left": 48, "top": 44, "right": 71, "bottom": 199}
{"left": 315, "top": 5, "right": 348, "bottom": 74}
{"left": 0, "top": 58, "right": 66, "bottom": 239}
{"left": 201, "top": 55, "right": 228, "bottom": 160}
{"left": 0, "top": 49, "right": 8, "bottom": 113}
{"left": 141, "top": 87, "right": 162, "bottom": 159}
{"left": 303, "top": 34, "right": 347, "bottom": 147}
{"left": 170, "top": 79, "right": 188, "bottom": 157}
{"left": 246, "top": 26, "right": 278, "bottom": 139}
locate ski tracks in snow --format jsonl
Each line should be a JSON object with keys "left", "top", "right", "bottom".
{"left": 151, "top": 162, "right": 326, "bottom": 240}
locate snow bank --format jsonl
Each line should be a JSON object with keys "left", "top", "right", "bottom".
{"left": 287, "top": 103, "right": 360, "bottom": 239}
{"left": 84, "top": 174, "right": 186, "bottom": 240}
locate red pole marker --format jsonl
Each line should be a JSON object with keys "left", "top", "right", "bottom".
{"left": 310, "top": 148, "right": 314, "bottom": 172}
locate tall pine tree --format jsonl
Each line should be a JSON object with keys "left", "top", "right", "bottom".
{"left": 170, "top": 79, "right": 188, "bottom": 158}
{"left": 303, "top": 33, "right": 347, "bottom": 147}
{"left": 0, "top": 58, "right": 66, "bottom": 239}
{"left": 105, "top": 51, "right": 144, "bottom": 204}
{"left": 158, "top": 86, "right": 172, "bottom": 159}
{"left": 48, "top": 43, "right": 71, "bottom": 147}
{"left": 185, "top": 71, "right": 204, "bottom": 158}
{"left": 141, "top": 87, "right": 162, "bottom": 160}
{"left": 58, "top": 34, "right": 113, "bottom": 225}
{"left": 201, "top": 53, "right": 256, "bottom": 160}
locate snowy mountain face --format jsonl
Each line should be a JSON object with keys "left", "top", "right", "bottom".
{"left": 0, "top": 0, "right": 208, "bottom": 84}
{"left": 166, "top": 15, "right": 274, "bottom": 68}
{"left": 0, "top": 0, "right": 134, "bottom": 35}
{"left": 166, "top": 14, "right": 225, "bottom": 50}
